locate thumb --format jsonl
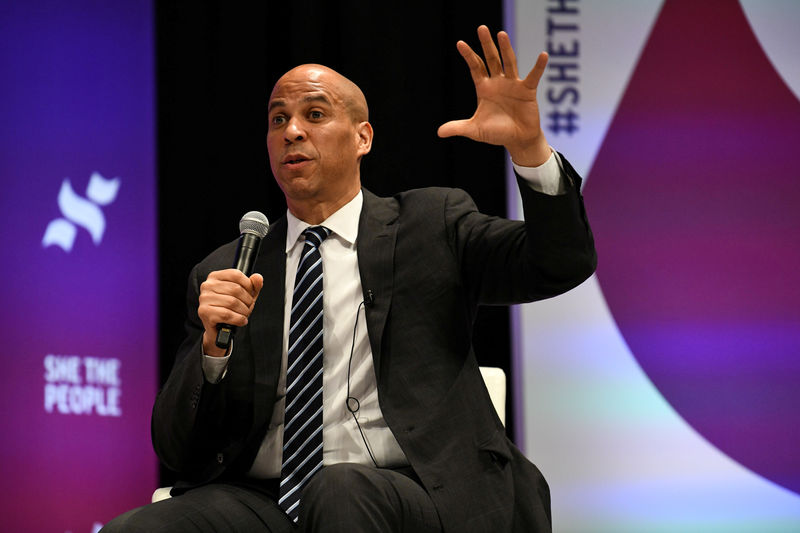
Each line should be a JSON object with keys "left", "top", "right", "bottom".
{"left": 437, "top": 119, "right": 476, "bottom": 139}
{"left": 250, "top": 273, "right": 264, "bottom": 297}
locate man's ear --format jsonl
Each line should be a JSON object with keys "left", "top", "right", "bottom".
{"left": 356, "top": 121, "right": 373, "bottom": 157}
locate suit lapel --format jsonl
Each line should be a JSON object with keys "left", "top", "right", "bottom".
{"left": 357, "top": 189, "right": 398, "bottom": 379}
{"left": 247, "top": 216, "right": 287, "bottom": 394}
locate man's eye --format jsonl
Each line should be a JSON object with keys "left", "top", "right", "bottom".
{"left": 271, "top": 116, "right": 285, "bottom": 125}
{"left": 309, "top": 111, "right": 323, "bottom": 119}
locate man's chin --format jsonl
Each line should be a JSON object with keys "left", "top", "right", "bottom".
{"left": 278, "top": 175, "right": 319, "bottom": 199}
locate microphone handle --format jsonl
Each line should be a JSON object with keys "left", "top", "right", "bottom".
{"left": 215, "top": 233, "right": 263, "bottom": 349}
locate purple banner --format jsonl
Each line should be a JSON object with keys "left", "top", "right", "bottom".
{"left": 0, "top": 1, "right": 157, "bottom": 531}
{"left": 512, "top": 0, "right": 800, "bottom": 529}
{"left": 587, "top": 0, "right": 800, "bottom": 494}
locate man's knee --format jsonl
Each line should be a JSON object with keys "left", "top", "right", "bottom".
{"left": 299, "top": 464, "right": 440, "bottom": 533}
{"left": 302, "top": 463, "right": 382, "bottom": 511}
{"left": 300, "top": 463, "right": 398, "bottom": 532}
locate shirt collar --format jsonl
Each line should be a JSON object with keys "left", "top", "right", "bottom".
{"left": 285, "top": 190, "right": 363, "bottom": 253}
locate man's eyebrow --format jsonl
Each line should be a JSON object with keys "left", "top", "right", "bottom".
{"left": 302, "top": 94, "right": 332, "bottom": 106}
{"left": 268, "top": 99, "right": 285, "bottom": 113}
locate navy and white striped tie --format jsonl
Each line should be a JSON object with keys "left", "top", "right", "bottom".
{"left": 279, "top": 225, "right": 331, "bottom": 522}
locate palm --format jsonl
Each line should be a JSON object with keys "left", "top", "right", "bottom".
{"left": 464, "top": 76, "right": 541, "bottom": 146}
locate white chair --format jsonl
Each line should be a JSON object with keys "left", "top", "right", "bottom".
{"left": 479, "top": 366, "right": 506, "bottom": 426}
{"left": 152, "top": 366, "right": 506, "bottom": 503}
{"left": 152, "top": 486, "right": 173, "bottom": 503}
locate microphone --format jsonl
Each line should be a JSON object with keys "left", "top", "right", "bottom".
{"left": 215, "top": 211, "right": 270, "bottom": 349}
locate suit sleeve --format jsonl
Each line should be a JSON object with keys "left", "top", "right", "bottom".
{"left": 447, "top": 152, "right": 596, "bottom": 305}
{"left": 151, "top": 254, "right": 232, "bottom": 478}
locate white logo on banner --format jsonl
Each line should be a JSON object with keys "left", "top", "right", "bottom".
{"left": 43, "top": 354, "right": 122, "bottom": 416}
{"left": 42, "top": 172, "right": 122, "bottom": 252}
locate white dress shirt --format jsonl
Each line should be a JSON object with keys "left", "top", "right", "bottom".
{"left": 202, "top": 149, "right": 565, "bottom": 478}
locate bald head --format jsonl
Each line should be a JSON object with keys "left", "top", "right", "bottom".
{"left": 271, "top": 64, "right": 368, "bottom": 123}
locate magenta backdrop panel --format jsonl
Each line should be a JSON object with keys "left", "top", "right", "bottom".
{"left": 586, "top": 0, "right": 800, "bottom": 494}
{"left": 0, "top": 1, "right": 157, "bottom": 531}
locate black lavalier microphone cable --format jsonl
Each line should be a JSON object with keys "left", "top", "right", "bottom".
{"left": 346, "top": 300, "right": 379, "bottom": 467}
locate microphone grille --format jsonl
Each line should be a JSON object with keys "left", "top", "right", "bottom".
{"left": 239, "top": 211, "right": 270, "bottom": 238}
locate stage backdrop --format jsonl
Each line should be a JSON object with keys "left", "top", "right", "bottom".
{"left": 0, "top": 1, "right": 157, "bottom": 532}
{"left": 509, "top": 0, "right": 800, "bottom": 531}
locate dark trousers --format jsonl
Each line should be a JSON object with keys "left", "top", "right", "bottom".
{"left": 100, "top": 464, "right": 442, "bottom": 533}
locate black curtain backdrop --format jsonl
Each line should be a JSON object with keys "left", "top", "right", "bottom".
{"left": 157, "top": 0, "right": 514, "bottom": 483}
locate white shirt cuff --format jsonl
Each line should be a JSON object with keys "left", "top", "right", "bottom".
{"left": 512, "top": 149, "right": 567, "bottom": 196}
{"left": 201, "top": 340, "right": 232, "bottom": 384}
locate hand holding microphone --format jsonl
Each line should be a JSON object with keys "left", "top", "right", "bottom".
{"left": 198, "top": 211, "right": 270, "bottom": 356}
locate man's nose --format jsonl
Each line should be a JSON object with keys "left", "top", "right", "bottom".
{"left": 284, "top": 118, "right": 306, "bottom": 142}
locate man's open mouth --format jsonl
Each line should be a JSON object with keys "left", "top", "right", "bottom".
{"left": 283, "top": 155, "right": 310, "bottom": 165}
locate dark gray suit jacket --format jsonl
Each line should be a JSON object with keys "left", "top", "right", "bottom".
{"left": 152, "top": 156, "right": 596, "bottom": 532}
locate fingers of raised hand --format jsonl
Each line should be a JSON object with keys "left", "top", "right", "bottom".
{"left": 477, "top": 25, "right": 503, "bottom": 76}
{"left": 457, "top": 39, "right": 488, "bottom": 85}
{"left": 523, "top": 51, "right": 549, "bottom": 90}
{"left": 496, "top": 31, "right": 519, "bottom": 79}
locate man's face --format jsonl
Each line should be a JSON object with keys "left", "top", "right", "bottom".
{"left": 267, "top": 66, "right": 371, "bottom": 207}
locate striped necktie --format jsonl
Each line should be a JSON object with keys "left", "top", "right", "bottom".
{"left": 278, "top": 225, "right": 331, "bottom": 522}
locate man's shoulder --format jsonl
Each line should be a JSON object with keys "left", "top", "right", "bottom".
{"left": 366, "top": 186, "right": 474, "bottom": 211}
{"left": 361, "top": 188, "right": 479, "bottom": 231}
{"left": 190, "top": 238, "right": 239, "bottom": 279}
{"left": 193, "top": 214, "right": 287, "bottom": 275}
{"left": 382, "top": 186, "right": 469, "bottom": 200}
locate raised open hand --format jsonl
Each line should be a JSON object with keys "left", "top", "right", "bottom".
{"left": 438, "top": 25, "right": 551, "bottom": 167}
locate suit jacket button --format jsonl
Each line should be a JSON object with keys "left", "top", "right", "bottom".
{"left": 217, "top": 453, "right": 224, "bottom": 464}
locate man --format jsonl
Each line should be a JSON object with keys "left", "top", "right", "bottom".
{"left": 103, "top": 25, "right": 595, "bottom": 532}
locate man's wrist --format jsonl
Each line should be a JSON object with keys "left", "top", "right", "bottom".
{"left": 203, "top": 330, "right": 227, "bottom": 357}
{"left": 507, "top": 136, "right": 551, "bottom": 167}
{"left": 201, "top": 334, "right": 232, "bottom": 384}
{"left": 514, "top": 149, "right": 565, "bottom": 196}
